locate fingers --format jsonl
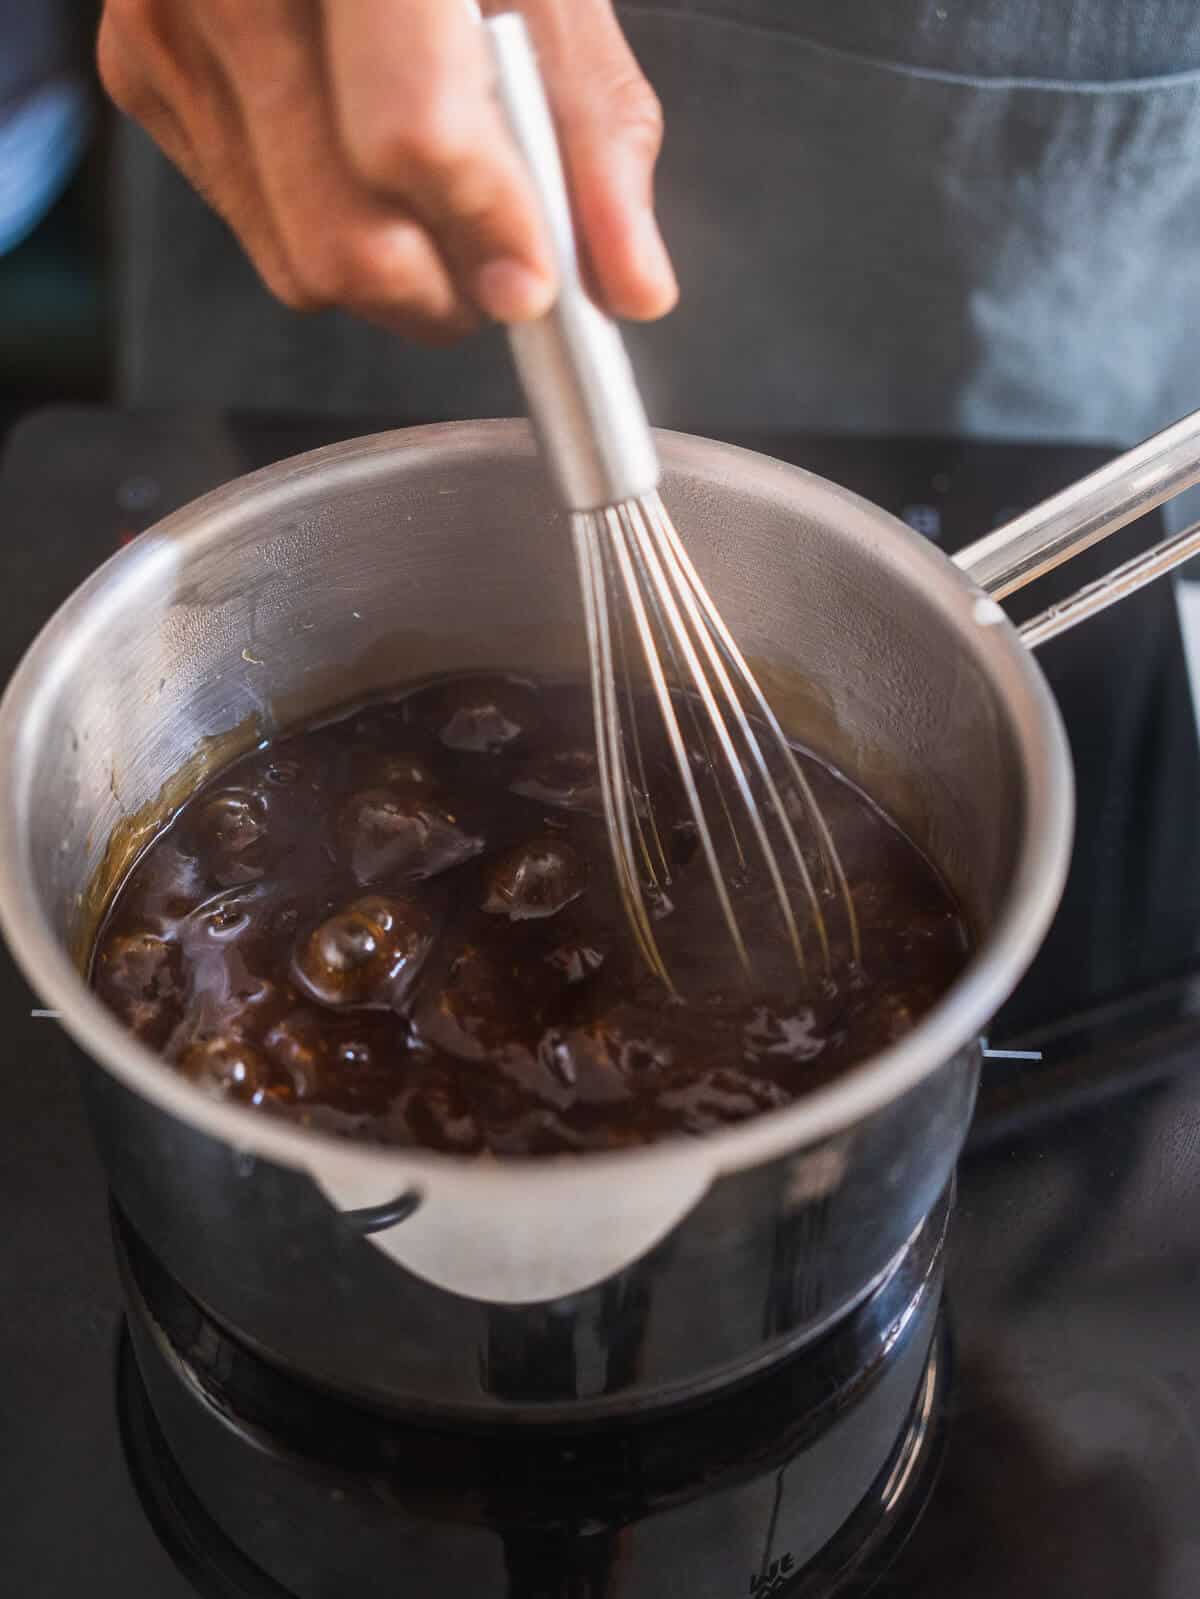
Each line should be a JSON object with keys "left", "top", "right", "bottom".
{"left": 192, "top": 0, "right": 479, "bottom": 339}
{"left": 102, "top": 0, "right": 481, "bottom": 343}
{"left": 507, "top": 0, "right": 677, "bottom": 320}
{"left": 96, "top": 0, "right": 676, "bottom": 343}
{"left": 325, "top": 0, "right": 557, "bottom": 323}
{"left": 98, "top": 0, "right": 308, "bottom": 311}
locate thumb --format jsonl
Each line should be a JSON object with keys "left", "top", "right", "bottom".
{"left": 502, "top": 0, "right": 678, "bottom": 320}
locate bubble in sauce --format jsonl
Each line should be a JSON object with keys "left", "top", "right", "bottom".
{"left": 192, "top": 789, "right": 265, "bottom": 852}
{"left": 189, "top": 789, "right": 268, "bottom": 886}
{"left": 483, "top": 837, "right": 587, "bottom": 921}
{"left": 264, "top": 758, "right": 304, "bottom": 788}
{"left": 293, "top": 894, "right": 434, "bottom": 1009}
{"left": 178, "top": 1034, "right": 273, "bottom": 1104}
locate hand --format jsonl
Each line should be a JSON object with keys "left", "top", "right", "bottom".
{"left": 97, "top": 0, "right": 678, "bottom": 345}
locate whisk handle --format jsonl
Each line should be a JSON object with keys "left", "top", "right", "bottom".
{"left": 484, "top": 13, "right": 660, "bottom": 511}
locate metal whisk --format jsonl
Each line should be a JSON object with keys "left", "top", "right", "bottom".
{"left": 486, "top": 14, "right": 858, "bottom": 992}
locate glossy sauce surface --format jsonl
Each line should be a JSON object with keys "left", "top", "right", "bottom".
{"left": 90, "top": 674, "right": 970, "bottom": 1156}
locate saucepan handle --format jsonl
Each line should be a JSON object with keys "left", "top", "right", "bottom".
{"left": 953, "top": 408, "right": 1200, "bottom": 648}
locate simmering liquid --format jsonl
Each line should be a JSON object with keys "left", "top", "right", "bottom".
{"left": 89, "top": 673, "right": 970, "bottom": 1156}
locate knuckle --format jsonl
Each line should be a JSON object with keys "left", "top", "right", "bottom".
{"left": 287, "top": 225, "right": 428, "bottom": 312}
{"left": 96, "top": 11, "right": 145, "bottom": 110}
{"left": 290, "top": 251, "right": 347, "bottom": 310}
{"left": 342, "top": 228, "right": 423, "bottom": 301}
{"left": 343, "top": 115, "right": 414, "bottom": 191}
{"left": 607, "top": 74, "right": 664, "bottom": 153}
{"left": 263, "top": 265, "right": 326, "bottom": 314}
{"left": 196, "top": 0, "right": 274, "bottom": 58}
{"left": 395, "top": 123, "right": 447, "bottom": 177}
{"left": 101, "top": 0, "right": 155, "bottom": 34}
{"left": 392, "top": 84, "right": 476, "bottom": 170}
{"left": 345, "top": 103, "right": 480, "bottom": 200}
{"left": 562, "top": 64, "right": 664, "bottom": 159}
{"left": 361, "top": 223, "right": 431, "bottom": 286}
{"left": 595, "top": 68, "right": 668, "bottom": 152}
{"left": 264, "top": 242, "right": 343, "bottom": 312}
{"left": 430, "top": 163, "right": 499, "bottom": 232}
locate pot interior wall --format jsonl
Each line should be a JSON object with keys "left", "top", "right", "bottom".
{"left": 18, "top": 427, "right": 1025, "bottom": 966}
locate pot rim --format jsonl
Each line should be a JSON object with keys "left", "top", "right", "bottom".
{"left": 0, "top": 420, "right": 1074, "bottom": 1188}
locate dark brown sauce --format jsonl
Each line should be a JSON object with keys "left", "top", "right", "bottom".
{"left": 89, "top": 673, "right": 970, "bottom": 1156}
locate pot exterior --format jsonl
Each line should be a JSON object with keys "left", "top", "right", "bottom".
{"left": 0, "top": 422, "right": 1070, "bottom": 1419}
{"left": 83, "top": 1044, "right": 977, "bottom": 1421}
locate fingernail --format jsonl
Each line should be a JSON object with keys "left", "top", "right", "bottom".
{"left": 474, "top": 259, "right": 556, "bottom": 322}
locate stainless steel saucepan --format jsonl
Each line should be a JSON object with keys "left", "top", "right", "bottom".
{"left": 1, "top": 414, "right": 1199, "bottom": 1422}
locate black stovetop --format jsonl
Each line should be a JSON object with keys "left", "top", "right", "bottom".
{"left": 4, "top": 408, "right": 1200, "bottom": 1596}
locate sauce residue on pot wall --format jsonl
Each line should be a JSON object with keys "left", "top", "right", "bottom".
{"left": 72, "top": 716, "right": 265, "bottom": 972}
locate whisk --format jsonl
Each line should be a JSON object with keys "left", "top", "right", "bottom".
{"left": 486, "top": 14, "right": 858, "bottom": 993}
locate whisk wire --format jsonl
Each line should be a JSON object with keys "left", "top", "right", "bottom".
{"left": 616, "top": 509, "right": 750, "bottom": 879}
{"left": 630, "top": 497, "right": 827, "bottom": 972}
{"left": 572, "top": 516, "right": 674, "bottom": 992}
{"left": 601, "top": 506, "right": 754, "bottom": 978}
{"left": 602, "top": 534, "right": 673, "bottom": 892}
{"left": 620, "top": 499, "right": 812, "bottom": 980}
{"left": 574, "top": 490, "right": 864, "bottom": 993}
{"left": 645, "top": 491, "right": 863, "bottom": 967}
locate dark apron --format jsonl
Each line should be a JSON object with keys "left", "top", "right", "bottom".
{"left": 116, "top": 1, "right": 1200, "bottom": 445}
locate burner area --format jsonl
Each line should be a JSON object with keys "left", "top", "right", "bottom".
{"left": 113, "top": 1196, "right": 949, "bottom": 1599}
